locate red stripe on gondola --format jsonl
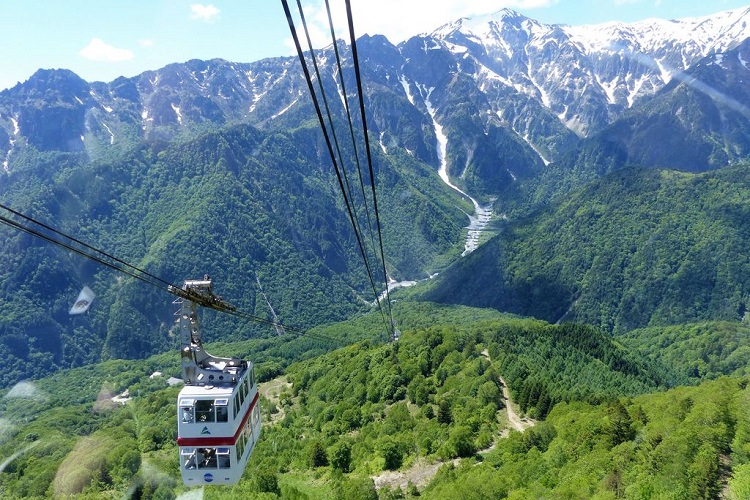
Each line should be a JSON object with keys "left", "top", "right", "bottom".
{"left": 177, "top": 391, "right": 259, "bottom": 447}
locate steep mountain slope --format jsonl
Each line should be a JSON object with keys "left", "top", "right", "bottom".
{"left": 1, "top": 6, "right": 750, "bottom": 384}
{"left": 575, "top": 38, "right": 750, "bottom": 175}
{"left": 422, "top": 164, "right": 750, "bottom": 332}
{"left": 2, "top": 7, "right": 749, "bottom": 186}
{"left": 0, "top": 58, "right": 312, "bottom": 158}
{"left": 0, "top": 120, "right": 466, "bottom": 386}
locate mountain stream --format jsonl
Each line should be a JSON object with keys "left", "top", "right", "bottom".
{"left": 378, "top": 84, "right": 495, "bottom": 301}
{"left": 424, "top": 89, "right": 493, "bottom": 256}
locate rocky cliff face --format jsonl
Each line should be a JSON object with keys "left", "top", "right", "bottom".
{"left": 1, "top": 7, "right": 749, "bottom": 184}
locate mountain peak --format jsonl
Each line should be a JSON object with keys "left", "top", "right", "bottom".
{"left": 493, "top": 7, "right": 526, "bottom": 22}
{"left": 562, "top": 6, "right": 750, "bottom": 57}
{"left": 5, "top": 68, "right": 90, "bottom": 105}
{"left": 433, "top": 8, "right": 536, "bottom": 35}
{"left": 23, "top": 68, "right": 88, "bottom": 91}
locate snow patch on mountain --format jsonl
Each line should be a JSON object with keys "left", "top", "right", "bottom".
{"left": 596, "top": 74, "right": 617, "bottom": 105}
{"left": 379, "top": 131, "right": 387, "bottom": 154}
{"left": 421, "top": 85, "right": 493, "bottom": 256}
{"left": 425, "top": 4, "right": 750, "bottom": 136}
{"left": 3, "top": 117, "right": 19, "bottom": 172}
{"left": 562, "top": 6, "right": 750, "bottom": 67}
{"left": 399, "top": 74, "right": 415, "bottom": 105}
{"left": 171, "top": 103, "right": 183, "bottom": 125}
{"left": 273, "top": 99, "right": 298, "bottom": 119}
{"left": 101, "top": 121, "right": 115, "bottom": 145}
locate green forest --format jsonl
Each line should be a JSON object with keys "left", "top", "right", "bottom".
{"left": 2, "top": 46, "right": 750, "bottom": 499}
{"left": 3, "top": 139, "right": 750, "bottom": 498}
{"left": 0, "top": 121, "right": 468, "bottom": 387}
{"left": 424, "top": 164, "right": 750, "bottom": 333}
{"left": 0, "top": 302, "right": 747, "bottom": 499}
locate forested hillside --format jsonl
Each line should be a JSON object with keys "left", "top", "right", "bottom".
{"left": 424, "top": 377, "right": 750, "bottom": 499}
{"left": 0, "top": 120, "right": 467, "bottom": 387}
{"left": 2, "top": 6, "right": 750, "bottom": 392}
{"left": 618, "top": 321, "right": 750, "bottom": 385}
{"left": 424, "top": 164, "right": 750, "bottom": 332}
{"left": 0, "top": 302, "right": 747, "bottom": 498}
{"left": 1, "top": 5, "right": 749, "bottom": 498}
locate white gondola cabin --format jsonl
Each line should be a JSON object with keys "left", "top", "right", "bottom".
{"left": 173, "top": 278, "right": 261, "bottom": 486}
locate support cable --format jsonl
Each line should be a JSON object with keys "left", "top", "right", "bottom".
{"left": 282, "top": 0, "right": 390, "bottom": 335}
{"left": 322, "top": 0, "right": 383, "bottom": 293}
{"left": 0, "top": 202, "right": 170, "bottom": 289}
{"left": 293, "top": 0, "right": 384, "bottom": 311}
{"left": 344, "top": 0, "right": 397, "bottom": 339}
{"left": 0, "top": 205, "right": 345, "bottom": 345}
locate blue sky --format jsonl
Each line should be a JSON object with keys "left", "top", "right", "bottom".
{"left": 1, "top": 0, "right": 748, "bottom": 91}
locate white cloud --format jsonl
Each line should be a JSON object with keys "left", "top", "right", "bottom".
{"left": 284, "top": 0, "right": 559, "bottom": 54}
{"left": 139, "top": 39, "right": 154, "bottom": 48}
{"left": 191, "top": 3, "right": 220, "bottom": 22}
{"left": 612, "top": 0, "right": 662, "bottom": 5}
{"left": 79, "top": 38, "right": 134, "bottom": 62}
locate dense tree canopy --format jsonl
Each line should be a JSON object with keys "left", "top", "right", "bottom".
{"left": 0, "top": 302, "right": 745, "bottom": 498}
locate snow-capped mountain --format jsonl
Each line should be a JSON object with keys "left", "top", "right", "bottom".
{"left": 382, "top": 6, "right": 750, "bottom": 193}
{"left": 421, "top": 6, "right": 750, "bottom": 136}
{"left": 1, "top": 6, "right": 749, "bottom": 192}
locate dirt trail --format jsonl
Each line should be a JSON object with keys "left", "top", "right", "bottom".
{"left": 498, "top": 375, "right": 535, "bottom": 433}
{"left": 372, "top": 458, "right": 460, "bottom": 492}
{"left": 480, "top": 350, "right": 535, "bottom": 434}
{"left": 258, "top": 376, "right": 292, "bottom": 424}
{"left": 373, "top": 352, "right": 535, "bottom": 492}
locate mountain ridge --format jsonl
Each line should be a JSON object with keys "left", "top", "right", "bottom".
{"left": 2, "top": 5, "right": 748, "bottom": 167}
{"left": 1, "top": 5, "right": 750, "bottom": 386}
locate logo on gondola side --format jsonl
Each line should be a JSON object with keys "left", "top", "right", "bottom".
{"left": 201, "top": 426, "right": 211, "bottom": 435}
{"left": 204, "top": 473, "right": 214, "bottom": 483}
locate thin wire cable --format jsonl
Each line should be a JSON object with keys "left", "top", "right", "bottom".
{"left": 282, "top": 0, "right": 390, "bottom": 334}
{"left": 344, "top": 0, "right": 396, "bottom": 337}
{"left": 1, "top": 202, "right": 173, "bottom": 289}
{"left": 0, "top": 212, "right": 165, "bottom": 290}
{"left": 295, "top": 0, "right": 360, "bottom": 235}
{"left": 322, "top": 0, "right": 382, "bottom": 294}
{"left": 293, "top": 0, "right": 383, "bottom": 310}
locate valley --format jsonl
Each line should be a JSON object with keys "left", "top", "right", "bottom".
{"left": 424, "top": 83, "right": 495, "bottom": 256}
{"left": 0, "top": 2, "right": 749, "bottom": 499}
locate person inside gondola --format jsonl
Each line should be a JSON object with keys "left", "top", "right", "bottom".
{"left": 201, "top": 447, "right": 217, "bottom": 468}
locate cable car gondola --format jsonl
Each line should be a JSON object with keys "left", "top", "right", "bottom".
{"left": 173, "top": 278, "right": 261, "bottom": 486}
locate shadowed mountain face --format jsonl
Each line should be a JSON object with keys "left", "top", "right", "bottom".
{"left": 422, "top": 165, "right": 750, "bottom": 333}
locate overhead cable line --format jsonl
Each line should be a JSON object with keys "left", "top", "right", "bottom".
{"left": 292, "top": 0, "right": 381, "bottom": 299}
{"left": 0, "top": 203, "right": 169, "bottom": 290}
{"left": 325, "top": 0, "right": 376, "bottom": 258}
{"left": 255, "top": 273, "right": 285, "bottom": 336}
{"left": 322, "top": 0, "right": 382, "bottom": 280}
{"left": 294, "top": 0, "right": 395, "bottom": 339}
{"left": 344, "top": 0, "right": 396, "bottom": 338}
{"left": 281, "top": 0, "right": 393, "bottom": 339}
